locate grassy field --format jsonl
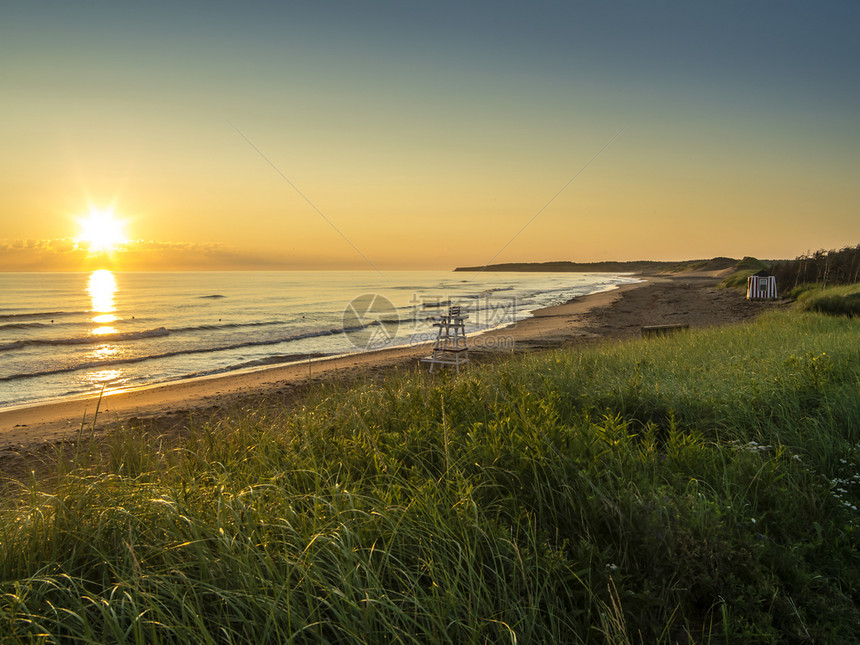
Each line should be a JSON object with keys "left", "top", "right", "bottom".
{"left": 0, "top": 310, "right": 858, "bottom": 643}
{"left": 792, "top": 283, "right": 860, "bottom": 317}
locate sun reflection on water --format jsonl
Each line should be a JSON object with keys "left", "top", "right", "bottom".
{"left": 88, "top": 270, "right": 116, "bottom": 312}
{"left": 91, "top": 345, "right": 120, "bottom": 360}
{"left": 88, "top": 270, "right": 117, "bottom": 333}
{"left": 84, "top": 369, "right": 126, "bottom": 387}
{"left": 84, "top": 271, "right": 127, "bottom": 388}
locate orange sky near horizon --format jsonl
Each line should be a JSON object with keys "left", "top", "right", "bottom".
{"left": 2, "top": 2, "right": 858, "bottom": 272}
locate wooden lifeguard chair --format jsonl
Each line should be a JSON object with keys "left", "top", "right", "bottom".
{"left": 421, "top": 305, "right": 469, "bottom": 373}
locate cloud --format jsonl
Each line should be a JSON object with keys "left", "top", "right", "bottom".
{"left": 0, "top": 238, "right": 301, "bottom": 271}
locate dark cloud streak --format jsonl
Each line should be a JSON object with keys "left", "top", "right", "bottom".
{"left": 0, "top": 238, "right": 297, "bottom": 271}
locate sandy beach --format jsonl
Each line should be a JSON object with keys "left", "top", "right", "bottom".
{"left": 0, "top": 274, "right": 787, "bottom": 477}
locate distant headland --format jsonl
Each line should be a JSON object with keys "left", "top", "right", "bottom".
{"left": 454, "top": 257, "right": 745, "bottom": 273}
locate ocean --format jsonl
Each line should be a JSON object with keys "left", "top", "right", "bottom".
{"left": 0, "top": 271, "right": 640, "bottom": 408}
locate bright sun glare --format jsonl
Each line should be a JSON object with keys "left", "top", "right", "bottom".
{"left": 76, "top": 208, "right": 128, "bottom": 253}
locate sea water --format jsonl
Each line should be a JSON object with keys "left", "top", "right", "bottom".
{"left": 0, "top": 271, "right": 640, "bottom": 408}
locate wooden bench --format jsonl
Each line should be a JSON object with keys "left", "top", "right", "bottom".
{"left": 641, "top": 324, "right": 689, "bottom": 338}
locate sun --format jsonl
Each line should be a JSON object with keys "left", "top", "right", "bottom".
{"left": 76, "top": 208, "right": 128, "bottom": 253}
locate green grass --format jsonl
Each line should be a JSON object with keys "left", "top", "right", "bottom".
{"left": 1, "top": 311, "right": 859, "bottom": 643}
{"left": 734, "top": 257, "right": 770, "bottom": 273}
{"left": 720, "top": 269, "right": 758, "bottom": 289}
{"left": 794, "top": 282, "right": 860, "bottom": 317}
{"left": 719, "top": 258, "right": 771, "bottom": 290}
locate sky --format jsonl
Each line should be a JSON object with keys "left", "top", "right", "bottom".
{"left": 1, "top": 1, "right": 859, "bottom": 271}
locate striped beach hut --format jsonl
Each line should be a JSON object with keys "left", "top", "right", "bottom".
{"left": 747, "top": 275, "right": 778, "bottom": 300}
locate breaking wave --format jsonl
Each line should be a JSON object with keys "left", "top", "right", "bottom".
{"left": 0, "top": 324, "right": 374, "bottom": 381}
{"left": 0, "top": 311, "right": 84, "bottom": 322}
{"left": 0, "top": 327, "right": 171, "bottom": 351}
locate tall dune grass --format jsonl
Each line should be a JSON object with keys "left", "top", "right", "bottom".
{"left": 793, "top": 282, "right": 860, "bottom": 317}
{"left": 0, "top": 311, "right": 858, "bottom": 643}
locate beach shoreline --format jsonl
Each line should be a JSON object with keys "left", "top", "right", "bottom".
{"left": 0, "top": 270, "right": 640, "bottom": 411}
{"left": 0, "top": 274, "right": 786, "bottom": 456}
